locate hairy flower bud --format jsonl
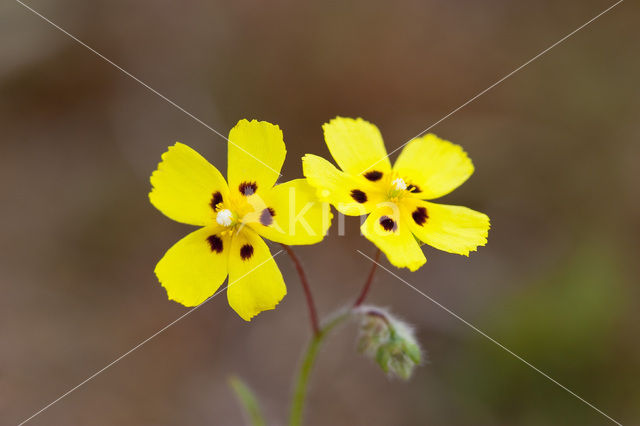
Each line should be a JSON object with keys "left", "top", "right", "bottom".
{"left": 354, "top": 306, "right": 423, "bottom": 380}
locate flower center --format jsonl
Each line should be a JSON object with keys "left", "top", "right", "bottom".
{"left": 216, "top": 209, "right": 234, "bottom": 227}
{"left": 391, "top": 178, "right": 407, "bottom": 191}
{"left": 386, "top": 176, "right": 413, "bottom": 202}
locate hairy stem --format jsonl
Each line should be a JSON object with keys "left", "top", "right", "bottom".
{"left": 288, "top": 312, "right": 350, "bottom": 426}
{"left": 353, "top": 249, "right": 382, "bottom": 307}
{"left": 281, "top": 244, "right": 320, "bottom": 336}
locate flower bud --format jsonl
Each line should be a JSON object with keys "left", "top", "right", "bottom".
{"left": 354, "top": 306, "right": 423, "bottom": 380}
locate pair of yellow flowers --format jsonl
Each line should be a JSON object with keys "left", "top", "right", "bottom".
{"left": 150, "top": 117, "right": 490, "bottom": 321}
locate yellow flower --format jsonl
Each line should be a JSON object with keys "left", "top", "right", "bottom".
{"left": 150, "top": 119, "right": 331, "bottom": 321}
{"left": 303, "top": 117, "right": 489, "bottom": 271}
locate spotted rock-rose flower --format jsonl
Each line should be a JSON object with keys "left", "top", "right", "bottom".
{"left": 303, "top": 117, "right": 489, "bottom": 271}
{"left": 150, "top": 119, "right": 331, "bottom": 320}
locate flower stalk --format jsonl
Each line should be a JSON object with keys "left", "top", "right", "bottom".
{"left": 281, "top": 244, "right": 321, "bottom": 336}
{"left": 353, "top": 249, "right": 382, "bottom": 307}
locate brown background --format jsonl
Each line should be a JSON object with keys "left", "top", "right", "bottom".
{"left": 1, "top": 0, "right": 639, "bottom": 425}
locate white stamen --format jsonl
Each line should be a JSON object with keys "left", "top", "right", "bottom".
{"left": 392, "top": 178, "right": 407, "bottom": 191}
{"left": 216, "top": 209, "right": 233, "bottom": 227}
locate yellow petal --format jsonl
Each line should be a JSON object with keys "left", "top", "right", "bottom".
{"left": 322, "top": 117, "right": 392, "bottom": 177}
{"left": 150, "top": 143, "right": 229, "bottom": 226}
{"left": 248, "top": 179, "right": 333, "bottom": 245}
{"left": 227, "top": 228, "right": 286, "bottom": 321}
{"left": 361, "top": 203, "right": 426, "bottom": 272}
{"left": 393, "top": 134, "right": 474, "bottom": 199}
{"left": 402, "top": 198, "right": 489, "bottom": 256}
{"left": 302, "top": 154, "right": 384, "bottom": 216}
{"left": 154, "top": 226, "right": 230, "bottom": 307}
{"left": 227, "top": 119, "right": 286, "bottom": 199}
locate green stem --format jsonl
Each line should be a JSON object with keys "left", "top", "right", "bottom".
{"left": 288, "top": 311, "right": 351, "bottom": 426}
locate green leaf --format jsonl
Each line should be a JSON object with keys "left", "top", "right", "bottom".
{"left": 229, "top": 376, "right": 267, "bottom": 426}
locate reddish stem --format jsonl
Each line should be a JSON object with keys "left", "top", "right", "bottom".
{"left": 353, "top": 249, "right": 382, "bottom": 307}
{"left": 281, "top": 244, "right": 320, "bottom": 336}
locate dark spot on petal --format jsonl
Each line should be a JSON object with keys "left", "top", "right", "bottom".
{"left": 260, "top": 207, "right": 275, "bottom": 226}
{"left": 210, "top": 191, "right": 223, "bottom": 210}
{"left": 239, "top": 181, "right": 257, "bottom": 196}
{"left": 412, "top": 207, "right": 428, "bottom": 226}
{"left": 350, "top": 189, "right": 367, "bottom": 203}
{"left": 406, "top": 184, "right": 421, "bottom": 193}
{"left": 207, "top": 235, "right": 223, "bottom": 253}
{"left": 363, "top": 170, "right": 383, "bottom": 181}
{"left": 379, "top": 216, "right": 397, "bottom": 232}
{"left": 240, "top": 244, "right": 254, "bottom": 260}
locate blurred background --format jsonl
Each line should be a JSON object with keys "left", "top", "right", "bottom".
{"left": 2, "top": 0, "right": 638, "bottom": 424}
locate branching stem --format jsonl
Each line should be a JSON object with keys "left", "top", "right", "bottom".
{"left": 288, "top": 312, "right": 350, "bottom": 426}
